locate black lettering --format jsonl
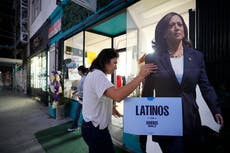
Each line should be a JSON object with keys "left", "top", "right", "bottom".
{"left": 150, "top": 105, "right": 158, "bottom": 115}
{"left": 145, "top": 105, "right": 150, "bottom": 115}
{"left": 146, "top": 120, "right": 158, "bottom": 127}
{"left": 136, "top": 105, "right": 139, "bottom": 115}
{"left": 157, "top": 106, "right": 163, "bottom": 115}
{"left": 140, "top": 105, "right": 145, "bottom": 115}
{"left": 163, "top": 105, "right": 169, "bottom": 116}
{"left": 135, "top": 105, "right": 169, "bottom": 116}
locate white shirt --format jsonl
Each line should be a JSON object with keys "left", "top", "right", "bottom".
{"left": 82, "top": 69, "right": 114, "bottom": 129}
{"left": 170, "top": 56, "right": 184, "bottom": 84}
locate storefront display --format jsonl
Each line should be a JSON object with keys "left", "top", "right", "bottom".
{"left": 63, "top": 32, "right": 84, "bottom": 99}
{"left": 56, "top": 0, "right": 195, "bottom": 151}
{"left": 29, "top": 18, "right": 49, "bottom": 105}
{"left": 30, "top": 52, "right": 48, "bottom": 102}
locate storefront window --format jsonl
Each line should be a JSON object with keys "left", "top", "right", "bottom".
{"left": 85, "top": 31, "right": 111, "bottom": 68}
{"left": 113, "top": 34, "right": 129, "bottom": 116}
{"left": 63, "top": 31, "right": 112, "bottom": 99}
{"left": 31, "top": 56, "right": 40, "bottom": 89}
{"left": 30, "top": 51, "right": 47, "bottom": 100}
{"left": 47, "top": 44, "right": 55, "bottom": 86}
{"left": 31, "top": 52, "right": 47, "bottom": 90}
{"left": 85, "top": 31, "right": 112, "bottom": 81}
{"left": 63, "top": 32, "right": 84, "bottom": 98}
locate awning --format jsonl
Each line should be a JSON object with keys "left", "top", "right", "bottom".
{"left": 0, "top": 58, "right": 22, "bottom": 65}
{"left": 87, "top": 12, "right": 127, "bottom": 37}
{"left": 0, "top": 58, "right": 23, "bottom": 71}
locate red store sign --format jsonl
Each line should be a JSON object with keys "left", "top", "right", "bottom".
{"left": 48, "top": 18, "right": 61, "bottom": 38}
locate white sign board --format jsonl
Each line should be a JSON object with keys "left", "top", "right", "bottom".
{"left": 124, "top": 97, "right": 183, "bottom": 136}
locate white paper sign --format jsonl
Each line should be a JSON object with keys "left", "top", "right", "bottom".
{"left": 124, "top": 97, "right": 183, "bottom": 136}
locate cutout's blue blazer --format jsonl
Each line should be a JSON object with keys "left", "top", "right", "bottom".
{"left": 142, "top": 46, "right": 221, "bottom": 136}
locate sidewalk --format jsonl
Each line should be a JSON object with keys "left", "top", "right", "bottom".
{"left": 0, "top": 87, "right": 71, "bottom": 153}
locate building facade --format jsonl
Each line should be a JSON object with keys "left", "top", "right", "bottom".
{"left": 27, "top": 0, "right": 229, "bottom": 152}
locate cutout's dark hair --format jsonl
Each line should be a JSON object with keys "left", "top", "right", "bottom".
{"left": 152, "top": 12, "right": 192, "bottom": 52}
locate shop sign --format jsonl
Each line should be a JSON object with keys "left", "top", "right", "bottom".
{"left": 65, "top": 46, "right": 83, "bottom": 57}
{"left": 32, "top": 36, "right": 41, "bottom": 50}
{"left": 72, "top": 0, "right": 97, "bottom": 12}
{"left": 30, "top": 20, "right": 49, "bottom": 55}
{"left": 124, "top": 97, "right": 183, "bottom": 136}
{"left": 48, "top": 18, "right": 61, "bottom": 38}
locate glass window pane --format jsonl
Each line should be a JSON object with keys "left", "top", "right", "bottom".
{"left": 85, "top": 31, "right": 111, "bottom": 68}
{"left": 63, "top": 32, "right": 84, "bottom": 98}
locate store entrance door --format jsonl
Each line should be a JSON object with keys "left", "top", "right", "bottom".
{"left": 84, "top": 35, "right": 127, "bottom": 146}
{"left": 85, "top": 11, "right": 127, "bottom": 146}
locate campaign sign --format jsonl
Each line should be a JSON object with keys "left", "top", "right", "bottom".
{"left": 124, "top": 97, "right": 182, "bottom": 136}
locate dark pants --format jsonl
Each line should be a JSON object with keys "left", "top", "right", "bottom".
{"left": 139, "top": 135, "right": 147, "bottom": 153}
{"left": 71, "top": 103, "right": 82, "bottom": 128}
{"left": 81, "top": 120, "right": 115, "bottom": 153}
{"left": 139, "top": 135, "right": 184, "bottom": 153}
{"left": 155, "top": 136, "right": 184, "bottom": 153}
